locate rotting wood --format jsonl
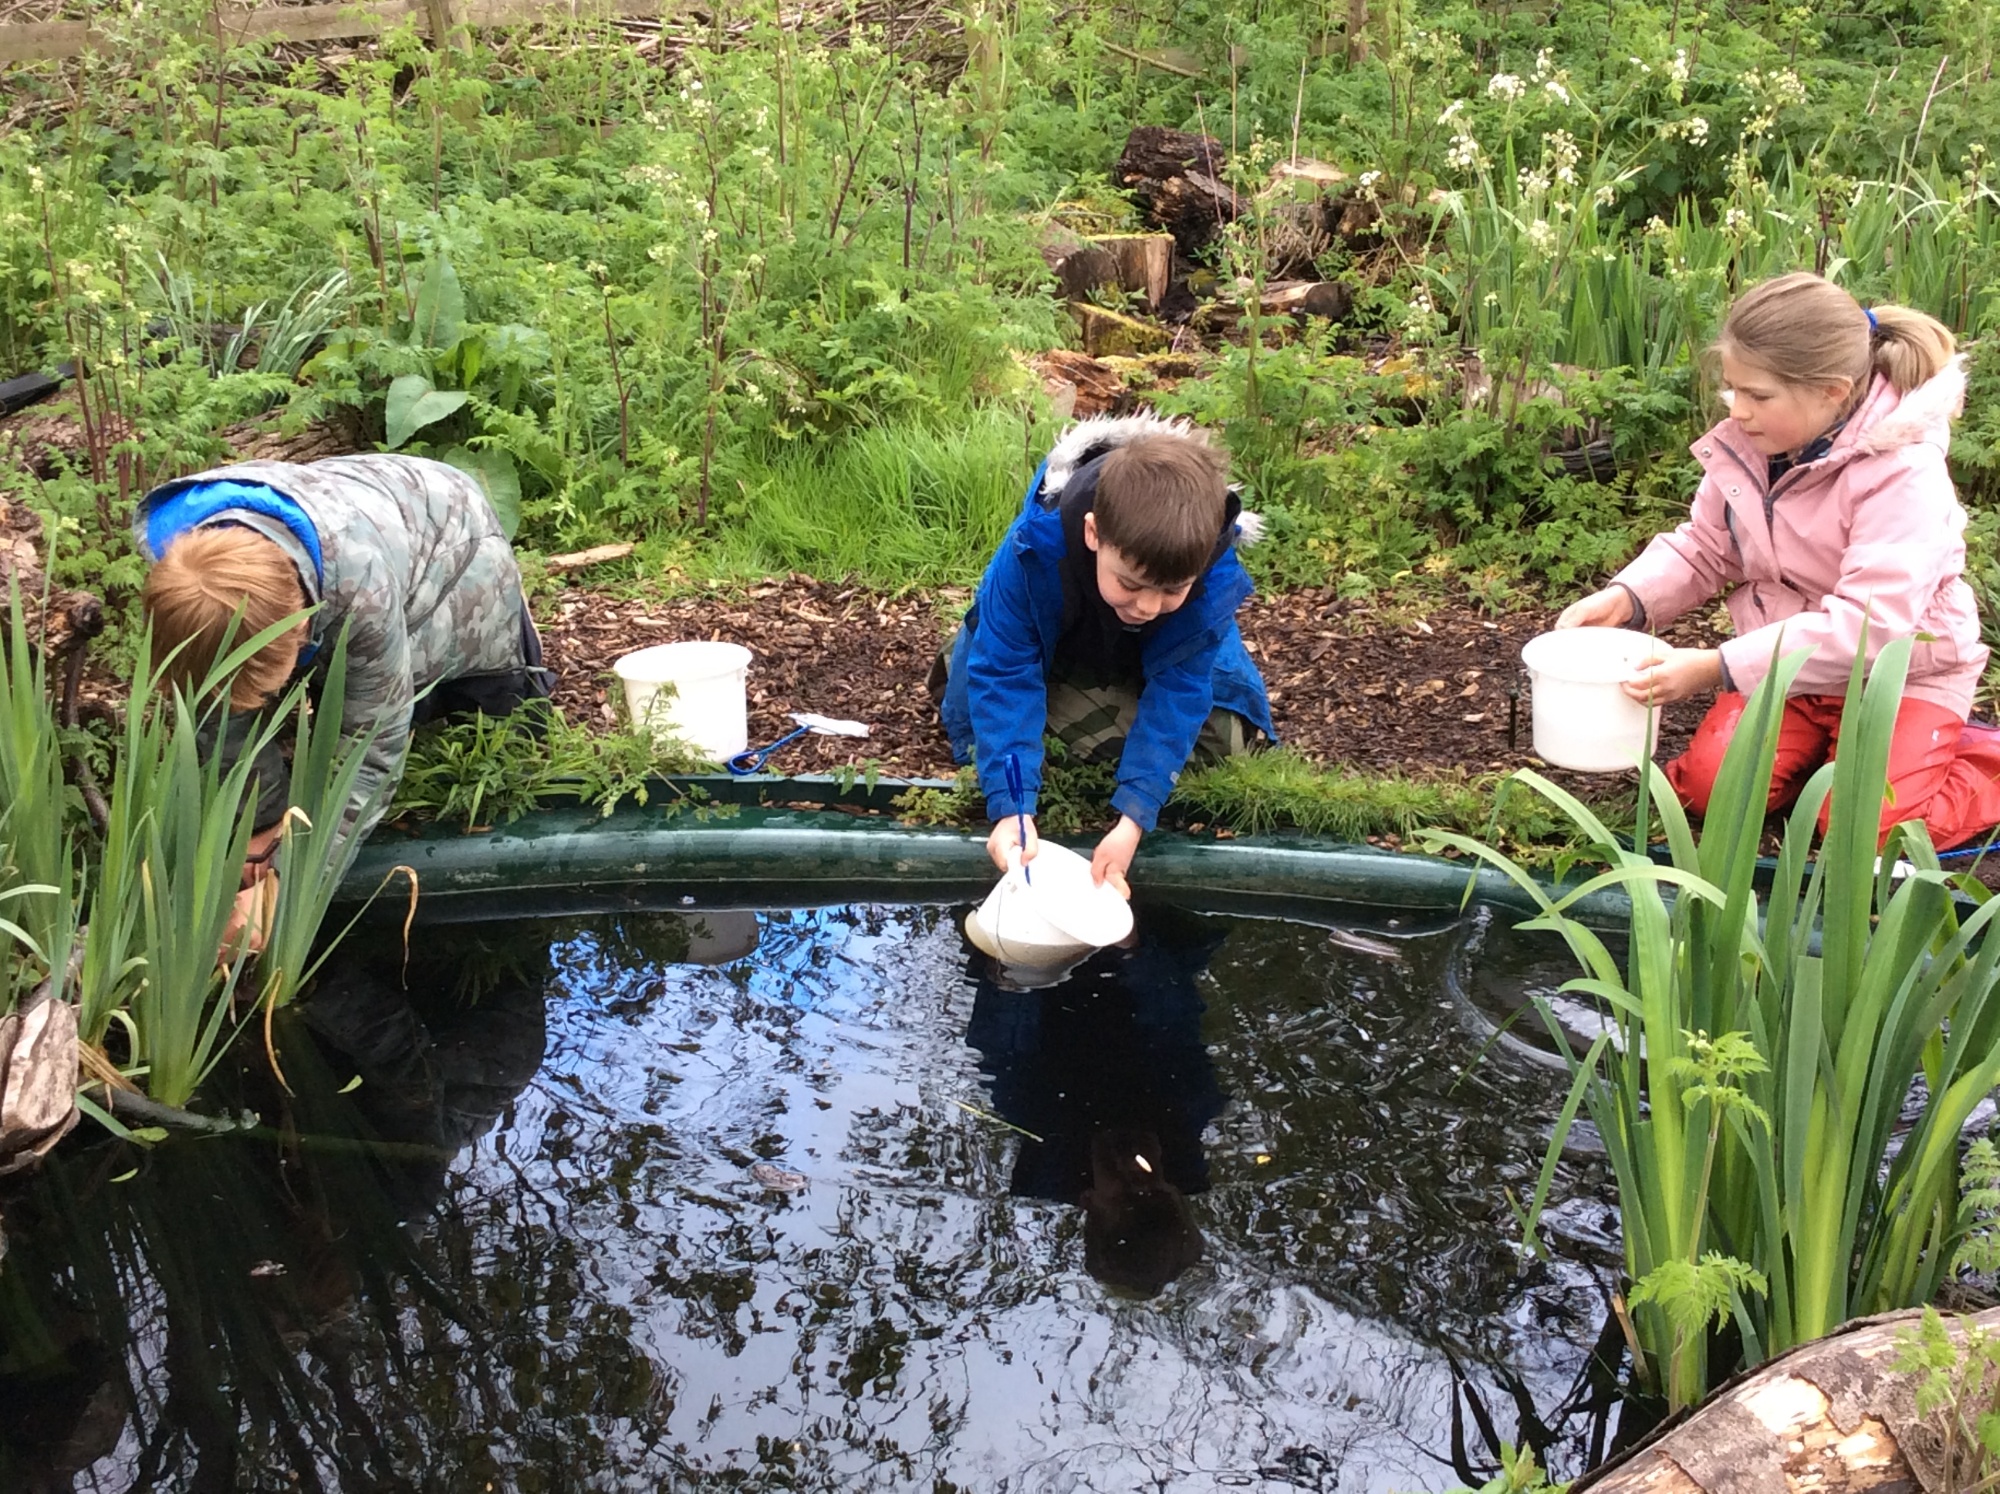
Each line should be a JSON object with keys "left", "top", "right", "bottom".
{"left": 1068, "top": 302, "right": 1169, "bottom": 358}
{"left": 1086, "top": 234, "right": 1173, "bottom": 310}
{"left": 1028, "top": 349, "right": 1126, "bottom": 420}
{"left": 1577, "top": 1307, "right": 2000, "bottom": 1494}
{"left": 1116, "top": 127, "right": 1241, "bottom": 256}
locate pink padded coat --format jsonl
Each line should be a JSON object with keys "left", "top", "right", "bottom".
{"left": 1613, "top": 358, "right": 1985, "bottom": 718}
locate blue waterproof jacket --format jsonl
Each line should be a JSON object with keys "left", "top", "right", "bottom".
{"left": 940, "top": 448, "right": 1273, "bottom": 831}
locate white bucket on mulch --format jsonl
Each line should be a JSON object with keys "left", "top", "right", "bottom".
{"left": 1520, "top": 627, "right": 1660, "bottom": 773}
{"left": 614, "top": 641, "right": 752, "bottom": 761}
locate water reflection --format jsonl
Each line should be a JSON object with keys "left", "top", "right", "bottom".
{"left": 966, "top": 905, "right": 1227, "bottom": 1295}
{"left": 0, "top": 900, "right": 1618, "bottom": 1491}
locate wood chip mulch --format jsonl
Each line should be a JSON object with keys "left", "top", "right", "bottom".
{"left": 538, "top": 574, "right": 1726, "bottom": 784}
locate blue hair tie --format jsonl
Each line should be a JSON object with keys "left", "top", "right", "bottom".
{"left": 1865, "top": 307, "right": 1879, "bottom": 332}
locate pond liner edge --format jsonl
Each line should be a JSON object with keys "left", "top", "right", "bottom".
{"left": 340, "top": 774, "right": 1637, "bottom": 927}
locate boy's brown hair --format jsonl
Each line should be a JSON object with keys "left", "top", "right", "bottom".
{"left": 142, "top": 526, "right": 308, "bottom": 708}
{"left": 1092, "top": 434, "right": 1231, "bottom": 584}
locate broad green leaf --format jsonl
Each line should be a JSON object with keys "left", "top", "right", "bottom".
{"left": 439, "top": 444, "right": 523, "bottom": 538}
{"left": 385, "top": 375, "right": 470, "bottom": 450}
{"left": 409, "top": 255, "right": 466, "bottom": 350}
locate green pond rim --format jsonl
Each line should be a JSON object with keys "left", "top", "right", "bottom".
{"left": 340, "top": 772, "right": 1638, "bottom": 926}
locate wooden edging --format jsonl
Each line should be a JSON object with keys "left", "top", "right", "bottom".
{"left": 0, "top": 0, "right": 665, "bottom": 66}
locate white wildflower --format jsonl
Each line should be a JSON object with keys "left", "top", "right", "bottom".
{"left": 1543, "top": 78, "right": 1570, "bottom": 105}
{"left": 1723, "top": 206, "right": 1753, "bottom": 236}
{"left": 1437, "top": 99, "right": 1467, "bottom": 124}
{"left": 1545, "top": 128, "right": 1581, "bottom": 184}
{"left": 1518, "top": 166, "right": 1552, "bottom": 197}
{"left": 1445, "top": 131, "right": 1488, "bottom": 172}
{"left": 1594, "top": 184, "right": 1617, "bottom": 208}
{"left": 701, "top": 228, "right": 718, "bottom": 245}
{"left": 1669, "top": 49, "right": 1690, "bottom": 84}
{"left": 1525, "top": 218, "right": 1557, "bottom": 255}
{"left": 1534, "top": 47, "right": 1555, "bottom": 79}
{"left": 1487, "top": 73, "right": 1526, "bottom": 102}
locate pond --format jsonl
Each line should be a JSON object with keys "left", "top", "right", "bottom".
{"left": 0, "top": 896, "right": 1625, "bottom": 1492}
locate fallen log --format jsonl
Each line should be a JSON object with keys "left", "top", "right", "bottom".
{"left": 1578, "top": 1307, "right": 2000, "bottom": 1494}
{"left": 1116, "top": 126, "right": 1241, "bottom": 254}
{"left": 1068, "top": 303, "right": 1170, "bottom": 358}
{"left": 1191, "top": 278, "right": 1355, "bottom": 331}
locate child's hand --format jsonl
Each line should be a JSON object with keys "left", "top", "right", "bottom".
{"left": 1092, "top": 816, "right": 1142, "bottom": 891}
{"left": 1624, "top": 648, "right": 1723, "bottom": 705}
{"left": 1556, "top": 588, "right": 1635, "bottom": 629}
{"left": 219, "top": 876, "right": 278, "bottom": 966}
{"left": 987, "top": 814, "right": 1039, "bottom": 872}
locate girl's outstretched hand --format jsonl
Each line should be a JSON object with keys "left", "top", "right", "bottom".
{"left": 1556, "top": 587, "right": 1635, "bottom": 630}
{"left": 1625, "top": 648, "right": 1723, "bottom": 706}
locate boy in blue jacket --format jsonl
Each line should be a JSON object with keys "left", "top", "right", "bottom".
{"left": 935, "top": 415, "right": 1273, "bottom": 888}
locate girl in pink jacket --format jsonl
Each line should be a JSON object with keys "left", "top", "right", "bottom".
{"left": 1558, "top": 271, "right": 2000, "bottom": 849}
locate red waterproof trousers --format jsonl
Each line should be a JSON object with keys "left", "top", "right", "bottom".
{"left": 1667, "top": 693, "right": 2000, "bottom": 850}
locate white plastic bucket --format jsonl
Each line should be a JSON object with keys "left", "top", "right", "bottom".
{"left": 1520, "top": 627, "right": 1659, "bottom": 773}
{"left": 964, "top": 842, "right": 1134, "bottom": 976}
{"left": 613, "top": 641, "right": 752, "bottom": 761}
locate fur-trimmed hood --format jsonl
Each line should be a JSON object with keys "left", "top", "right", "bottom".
{"left": 1843, "top": 355, "right": 1967, "bottom": 458}
{"left": 1040, "top": 413, "right": 1264, "bottom": 544}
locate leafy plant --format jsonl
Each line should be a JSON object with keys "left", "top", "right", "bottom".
{"left": 391, "top": 703, "right": 705, "bottom": 828}
{"left": 1894, "top": 1307, "right": 2000, "bottom": 1494}
{"left": 1426, "top": 637, "right": 2000, "bottom": 1410}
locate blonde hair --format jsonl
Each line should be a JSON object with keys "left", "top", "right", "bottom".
{"left": 1716, "top": 271, "right": 1956, "bottom": 400}
{"left": 142, "top": 526, "right": 308, "bottom": 708}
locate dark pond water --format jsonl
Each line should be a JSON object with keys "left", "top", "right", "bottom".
{"left": 0, "top": 898, "right": 1624, "bottom": 1492}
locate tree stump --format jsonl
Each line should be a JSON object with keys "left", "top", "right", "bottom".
{"left": 1087, "top": 234, "right": 1175, "bottom": 310}
{"left": 1578, "top": 1308, "right": 2000, "bottom": 1494}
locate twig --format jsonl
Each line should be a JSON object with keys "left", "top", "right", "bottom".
{"left": 1097, "top": 38, "right": 1200, "bottom": 78}
{"left": 1913, "top": 52, "right": 1950, "bottom": 155}
{"left": 953, "top": 1098, "right": 1043, "bottom": 1142}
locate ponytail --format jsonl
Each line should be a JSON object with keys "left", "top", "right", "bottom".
{"left": 1867, "top": 304, "right": 1956, "bottom": 394}
{"left": 1717, "top": 271, "right": 1955, "bottom": 401}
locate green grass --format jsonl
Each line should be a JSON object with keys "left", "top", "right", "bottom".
{"left": 706, "top": 410, "right": 1051, "bottom": 588}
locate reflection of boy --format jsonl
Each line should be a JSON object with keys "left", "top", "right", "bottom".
{"left": 934, "top": 416, "right": 1273, "bottom": 888}
{"left": 964, "top": 906, "right": 1230, "bottom": 1295}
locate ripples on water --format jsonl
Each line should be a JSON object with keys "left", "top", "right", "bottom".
{"left": 0, "top": 899, "right": 1620, "bottom": 1491}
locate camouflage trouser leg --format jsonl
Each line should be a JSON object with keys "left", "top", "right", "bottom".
{"left": 1044, "top": 678, "right": 1252, "bottom": 766}
{"left": 930, "top": 627, "right": 1255, "bottom": 767}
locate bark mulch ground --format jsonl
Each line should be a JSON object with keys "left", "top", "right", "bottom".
{"left": 539, "top": 574, "right": 1727, "bottom": 784}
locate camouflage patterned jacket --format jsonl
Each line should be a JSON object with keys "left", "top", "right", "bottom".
{"left": 135, "top": 455, "right": 535, "bottom": 841}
